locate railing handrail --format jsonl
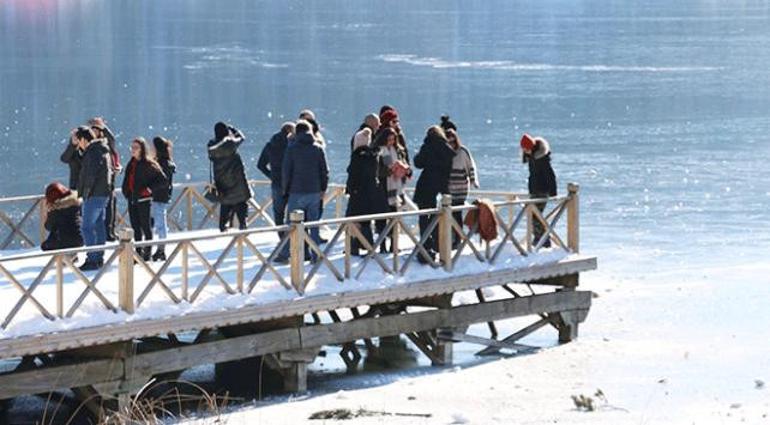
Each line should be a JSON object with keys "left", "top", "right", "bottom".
{"left": 0, "top": 183, "right": 581, "bottom": 331}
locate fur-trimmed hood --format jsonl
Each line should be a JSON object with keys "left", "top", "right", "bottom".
{"left": 533, "top": 137, "right": 551, "bottom": 159}
{"left": 49, "top": 191, "right": 81, "bottom": 211}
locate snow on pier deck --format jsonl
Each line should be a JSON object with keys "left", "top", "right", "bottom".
{"left": 0, "top": 181, "right": 595, "bottom": 407}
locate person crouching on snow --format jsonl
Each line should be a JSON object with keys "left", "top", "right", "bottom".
{"left": 42, "top": 182, "right": 84, "bottom": 254}
{"left": 520, "top": 133, "right": 557, "bottom": 248}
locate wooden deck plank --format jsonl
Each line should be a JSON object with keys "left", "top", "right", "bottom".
{"left": 0, "top": 255, "right": 596, "bottom": 360}
{"left": 0, "top": 290, "right": 590, "bottom": 399}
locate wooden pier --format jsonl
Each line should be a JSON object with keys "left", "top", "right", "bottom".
{"left": 0, "top": 181, "right": 595, "bottom": 417}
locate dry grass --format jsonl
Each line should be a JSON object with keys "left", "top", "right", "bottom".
{"left": 34, "top": 379, "right": 233, "bottom": 425}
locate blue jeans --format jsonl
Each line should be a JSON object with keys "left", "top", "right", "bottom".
{"left": 278, "top": 192, "right": 321, "bottom": 260}
{"left": 81, "top": 196, "right": 108, "bottom": 263}
{"left": 151, "top": 201, "right": 168, "bottom": 240}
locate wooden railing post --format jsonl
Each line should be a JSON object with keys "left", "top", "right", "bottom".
{"left": 567, "top": 183, "right": 580, "bottom": 253}
{"left": 55, "top": 254, "right": 63, "bottom": 318}
{"left": 118, "top": 228, "right": 135, "bottom": 314}
{"left": 438, "top": 194, "right": 453, "bottom": 272}
{"left": 186, "top": 187, "right": 194, "bottom": 231}
{"left": 289, "top": 210, "right": 305, "bottom": 294}
{"left": 39, "top": 199, "right": 47, "bottom": 246}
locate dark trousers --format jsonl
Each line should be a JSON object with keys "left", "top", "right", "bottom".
{"left": 374, "top": 205, "right": 396, "bottom": 253}
{"left": 416, "top": 199, "right": 439, "bottom": 253}
{"left": 531, "top": 193, "right": 550, "bottom": 248}
{"left": 272, "top": 185, "right": 289, "bottom": 246}
{"left": 105, "top": 191, "right": 117, "bottom": 241}
{"left": 350, "top": 220, "right": 374, "bottom": 255}
{"left": 128, "top": 201, "right": 153, "bottom": 244}
{"left": 451, "top": 198, "right": 465, "bottom": 248}
{"left": 219, "top": 202, "right": 248, "bottom": 231}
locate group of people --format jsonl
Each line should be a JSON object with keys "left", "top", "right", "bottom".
{"left": 41, "top": 106, "right": 557, "bottom": 271}
{"left": 47, "top": 117, "right": 176, "bottom": 271}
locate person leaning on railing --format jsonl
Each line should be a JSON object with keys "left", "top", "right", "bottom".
{"left": 520, "top": 133, "right": 557, "bottom": 248}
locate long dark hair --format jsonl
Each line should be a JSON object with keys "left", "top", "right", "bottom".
{"left": 152, "top": 136, "right": 173, "bottom": 161}
{"left": 132, "top": 137, "right": 161, "bottom": 171}
{"left": 373, "top": 127, "right": 397, "bottom": 148}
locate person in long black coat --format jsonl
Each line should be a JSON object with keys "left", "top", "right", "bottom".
{"left": 345, "top": 127, "right": 387, "bottom": 255}
{"left": 42, "top": 182, "right": 84, "bottom": 252}
{"left": 520, "top": 133, "right": 557, "bottom": 248}
{"left": 208, "top": 122, "right": 252, "bottom": 232}
{"left": 412, "top": 126, "right": 455, "bottom": 262}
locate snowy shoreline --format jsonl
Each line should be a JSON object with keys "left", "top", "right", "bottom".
{"left": 178, "top": 264, "right": 770, "bottom": 425}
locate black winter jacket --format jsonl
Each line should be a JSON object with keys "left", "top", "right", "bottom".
{"left": 527, "top": 142, "right": 557, "bottom": 197}
{"left": 257, "top": 130, "right": 290, "bottom": 189}
{"left": 281, "top": 133, "right": 329, "bottom": 195}
{"left": 42, "top": 193, "right": 84, "bottom": 251}
{"left": 121, "top": 158, "right": 168, "bottom": 204}
{"left": 345, "top": 145, "right": 388, "bottom": 217}
{"left": 153, "top": 158, "right": 176, "bottom": 203}
{"left": 207, "top": 136, "right": 252, "bottom": 205}
{"left": 60, "top": 143, "right": 83, "bottom": 190}
{"left": 412, "top": 133, "right": 455, "bottom": 207}
{"left": 78, "top": 139, "right": 113, "bottom": 199}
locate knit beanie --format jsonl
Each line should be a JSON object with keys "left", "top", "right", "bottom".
{"left": 440, "top": 115, "right": 457, "bottom": 132}
{"left": 45, "top": 182, "right": 71, "bottom": 205}
{"left": 520, "top": 133, "right": 536, "bottom": 151}
{"left": 214, "top": 122, "right": 229, "bottom": 140}
{"left": 380, "top": 109, "right": 399, "bottom": 127}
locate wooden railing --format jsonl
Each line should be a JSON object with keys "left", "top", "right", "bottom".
{"left": 0, "top": 180, "right": 528, "bottom": 250}
{"left": 0, "top": 183, "right": 579, "bottom": 332}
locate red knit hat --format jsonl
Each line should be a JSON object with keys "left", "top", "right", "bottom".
{"left": 520, "top": 133, "right": 535, "bottom": 151}
{"left": 45, "top": 182, "right": 71, "bottom": 205}
{"left": 380, "top": 109, "right": 399, "bottom": 127}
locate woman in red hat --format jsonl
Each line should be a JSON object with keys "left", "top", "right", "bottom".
{"left": 520, "top": 133, "right": 557, "bottom": 248}
{"left": 41, "top": 182, "right": 84, "bottom": 252}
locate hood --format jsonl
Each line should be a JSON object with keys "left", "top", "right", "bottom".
{"left": 50, "top": 191, "right": 81, "bottom": 211}
{"left": 85, "top": 138, "right": 110, "bottom": 154}
{"left": 533, "top": 137, "right": 551, "bottom": 159}
{"left": 294, "top": 132, "right": 316, "bottom": 146}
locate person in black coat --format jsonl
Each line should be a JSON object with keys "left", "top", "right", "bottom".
{"left": 208, "top": 122, "right": 252, "bottom": 232}
{"left": 413, "top": 126, "right": 455, "bottom": 262}
{"left": 60, "top": 130, "right": 84, "bottom": 190}
{"left": 42, "top": 182, "right": 84, "bottom": 252}
{"left": 151, "top": 136, "right": 176, "bottom": 261}
{"left": 257, "top": 122, "right": 294, "bottom": 227}
{"left": 122, "top": 138, "right": 168, "bottom": 261}
{"left": 345, "top": 122, "right": 387, "bottom": 255}
{"left": 520, "top": 133, "right": 557, "bottom": 248}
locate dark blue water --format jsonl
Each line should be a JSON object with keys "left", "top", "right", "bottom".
{"left": 1, "top": 0, "right": 769, "bottom": 277}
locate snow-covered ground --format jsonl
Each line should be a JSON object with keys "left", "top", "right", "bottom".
{"left": 180, "top": 262, "right": 770, "bottom": 425}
